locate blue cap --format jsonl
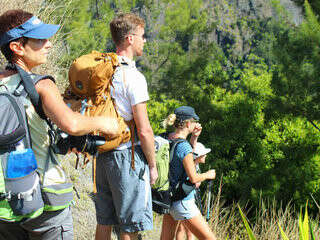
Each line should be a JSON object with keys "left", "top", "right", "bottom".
{"left": 174, "top": 106, "right": 199, "bottom": 121}
{"left": 0, "top": 16, "right": 60, "bottom": 47}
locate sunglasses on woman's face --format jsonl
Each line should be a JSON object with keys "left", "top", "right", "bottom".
{"left": 189, "top": 119, "right": 199, "bottom": 123}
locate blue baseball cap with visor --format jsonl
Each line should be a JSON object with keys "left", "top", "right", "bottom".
{"left": 174, "top": 106, "right": 199, "bottom": 121}
{"left": 0, "top": 16, "right": 60, "bottom": 47}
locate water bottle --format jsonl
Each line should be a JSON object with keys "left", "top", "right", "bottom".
{"left": 6, "top": 142, "right": 37, "bottom": 178}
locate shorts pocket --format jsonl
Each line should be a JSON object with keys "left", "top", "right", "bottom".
{"left": 129, "top": 150, "right": 145, "bottom": 181}
{"left": 61, "top": 225, "right": 73, "bottom": 240}
{"left": 6, "top": 171, "right": 44, "bottom": 216}
{"left": 41, "top": 183, "right": 73, "bottom": 211}
{"left": 60, "top": 215, "right": 74, "bottom": 240}
{"left": 181, "top": 200, "right": 189, "bottom": 211}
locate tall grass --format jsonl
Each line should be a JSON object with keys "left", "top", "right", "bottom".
{"left": 239, "top": 202, "right": 318, "bottom": 240}
{"left": 208, "top": 183, "right": 320, "bottom": 240}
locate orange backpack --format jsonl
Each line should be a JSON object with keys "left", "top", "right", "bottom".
{"left": 64, "top": 51, "right": 135, "bottom": 192}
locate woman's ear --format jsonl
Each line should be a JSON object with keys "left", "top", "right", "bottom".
{"left": 185, "top": 120, "right": 190, "bottom": 128}
{"left": 186, "top": 120, "right": 193, "bottom": 130}
{"left": 9, "top": 41, "right": 24, "bottom": 57}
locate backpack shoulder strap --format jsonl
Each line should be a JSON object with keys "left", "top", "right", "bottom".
{"left": 15, "top": 64, "right": 55, "bottom": 121}
{"left": 32, "top": 74, "right": 55, "bottom": 84}
{"left": 169, "top": 139, "right": 187, "bottom": 163}
{"left": 14, "top": 65, "right": 57, "bottom": 167}
{"left": 168, "top": 139, "right": 190, "bottom": 184}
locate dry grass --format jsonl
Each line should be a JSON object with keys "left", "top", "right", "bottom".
{"left": 205, "top": 180, "right": 320, "bottom": 240}
{"left": 60, "top": 154, "right": 98, "bottom": 240}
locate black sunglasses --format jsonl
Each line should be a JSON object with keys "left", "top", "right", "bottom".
{"left": 189, "top": 119, "right": 199, "bottom": 123}
{"left": 131, "top": 33, "right": 147, "bottom": 40}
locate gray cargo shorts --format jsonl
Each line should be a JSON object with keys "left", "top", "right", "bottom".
{"left": 94, "top": 145, "right": 153, "bottom": 233}
{"left": 0, "top": 206, "right": 73, "bottom": 240}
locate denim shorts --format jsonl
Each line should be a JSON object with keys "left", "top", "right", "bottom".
{"left": 94, "top": 146, "right": 153, "bottom": 233}
{"left": 170, "top": 198, "right": 201, "bottom": 221}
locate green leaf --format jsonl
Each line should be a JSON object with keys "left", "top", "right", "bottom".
{"left": 299, "top": 203, "right": 310, "bottom": 240}
{"left": 278, "top": 222, "right": 290, "bottom": 240}
{"left": 310, "top": 221, "right": 316, "bottom": 240}
{"left": 238, "top": 205, "right": 256, "bottom": 240}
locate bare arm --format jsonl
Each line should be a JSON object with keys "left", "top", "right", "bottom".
{"left": 36, "top": 79, "right": 118, "bottom": 136}
{"left": 132, "top": 102, "right": 158, "bottom": 184}
{"left": 183, "top": 153, "right": 215, "bottom": 184}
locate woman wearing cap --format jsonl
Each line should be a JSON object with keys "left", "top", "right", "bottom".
{"left": 160, "top": 106, "right": 217, "bottom": 240}
{"left": 0, "top": 10, "right": 118, "bottom": 239}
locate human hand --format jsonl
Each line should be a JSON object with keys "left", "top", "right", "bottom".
{"left": 195, "top": 182, "right": 201, "bottom": 188}
{"left": 205, "top": 169, "right": 216, "bottom": 180}
{"left": 149, "top": 166, "right": 158, "bottom": 185}
{"left": 100, "top": 117, "right": 119, "bottom": 136}
{"left": 68, "top": 147, "right": 78, "bottom": 154}
{"left": 192, "top": 123, "right": 202, "bottom": 137}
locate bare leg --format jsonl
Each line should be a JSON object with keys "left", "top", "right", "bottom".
{"left": 182, "top": 214, "right": 216, "bottom": 240}
{"left": 95, "top": 224, "right": 112, "bottom": 240}
{"left": 160, "top": 214, "right": 179, "bottom": 240}
{"left": 176, "top": 222, "right": 194, "bottom": 240}
{"left": 176, "top": 222, "right": 186, "bottom": 240}
{"left": 184, "top": 223, "right": 194, "bottom": 240}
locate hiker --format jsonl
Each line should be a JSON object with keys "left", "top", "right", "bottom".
{"left": 0, "top": 9, "right": 118, "bottom": 240}
{"left": 160, "top": 106, "right": 217, "bottom": 240}
{"left": 94, "top": 13, "right": 158, "bottom": 240}
{"left": 175, "top": 142, "right": 212, "bottom": 240}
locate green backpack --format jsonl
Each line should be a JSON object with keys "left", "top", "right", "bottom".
{"left": 152, "top": 135, "right": 186, "bottom": 214}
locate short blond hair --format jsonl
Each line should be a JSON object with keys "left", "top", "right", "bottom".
{"left": 110, "top": 13, "right": 145, "bottom": 46}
